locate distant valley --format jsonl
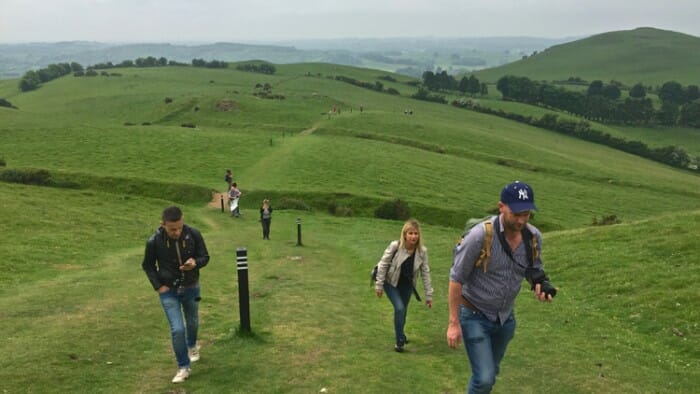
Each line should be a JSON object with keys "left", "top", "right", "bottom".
{"left": 0, "top": 36, "right": 572, "bottom": 79}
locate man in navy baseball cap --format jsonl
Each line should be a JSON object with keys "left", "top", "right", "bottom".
{"left": 500, "top": 181, "right": 537, "bottom": 213}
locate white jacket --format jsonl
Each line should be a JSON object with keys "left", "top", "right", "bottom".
{"left": 375, "top": 240, "right": 433, "bottom": 301}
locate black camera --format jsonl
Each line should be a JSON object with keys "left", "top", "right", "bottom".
{"left": 525, "top": 267, "right": 557, "bottom": 298}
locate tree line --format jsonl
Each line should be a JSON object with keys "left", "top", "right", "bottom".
{"left": 408, "top": 70, "right": 695, "bottom": 170}
{"left": 421, "top": 70, "right": 488, "bottom": 96}
{"left": 496, "top": 75, "right": 700, "bottom": 128}
{"left": 18, "top": 57, "right": 229, "bottom": 91}
{"left": 451, "top": 98, "right": 694, "bottom": 170}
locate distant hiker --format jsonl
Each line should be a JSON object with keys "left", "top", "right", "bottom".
{"left": 141, "top": 206, "right": 210, "bottom": 383}
{"left": 224, "top": 169, "right": 233, "bottom": 189}
{"left": 447, "top": 181, "right": 558, "bottom": 393}
{"left": 374, "top": 219, "right": 433, "bottom": 352}
{"left": 359, "top": 104, "right": 364, "bottom": 113}
{"left": 228, "top": 183, "right": 242, "bottom": 217}
{"left": 260, "top": 199, "right": 273, "bottom": 240}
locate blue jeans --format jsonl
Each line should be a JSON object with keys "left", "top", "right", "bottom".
{"left": 159, "top": 285, "right": 201, "bottom": 368}
{"left": 383, "top": 280, "right": 413, "bottom": 343}
{"left": 459, "top": 304, "right": 516, "bottom": 394}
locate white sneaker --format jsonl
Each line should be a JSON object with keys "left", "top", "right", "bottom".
{"left": 172, "top": 367, "right": 190, "bottom": 383}
{"left": 189, "top": 345, "right": 200, "bottom": 362}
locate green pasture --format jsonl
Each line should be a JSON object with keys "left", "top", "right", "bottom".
{"left": 459, "top": 95, "right": 700, "bottom": 159}
{"left": 1, "top": 62, "right": 699, "bottom": 392}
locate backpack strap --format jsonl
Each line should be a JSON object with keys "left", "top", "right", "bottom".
{"left": 525, "top": 224, "right": 539, "bottom": 266}
{"left": 474, "top": 220, "right": 493, "bottom": 272}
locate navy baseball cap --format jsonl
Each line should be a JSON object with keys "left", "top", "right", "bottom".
{"left": 500, "top": 181, "right": 537, "bottom": 213}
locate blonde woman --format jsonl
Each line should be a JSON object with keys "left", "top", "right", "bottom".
{"left": 375, "top": 219, "right": 433, "bottom": 352}
{"left": 259, "top": 199, "right": 272, "bottom": 240}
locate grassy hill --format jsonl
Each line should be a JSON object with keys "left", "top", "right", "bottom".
{"left": 474, "top": 27, "right": 700, "bottom": 86}
{"left": 0, "top": 62, "right": 699, "bottom": 392}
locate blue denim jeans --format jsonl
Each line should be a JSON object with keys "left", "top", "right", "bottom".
{"left": 383, "top": 280, "right": 413, "bottom": 343}
{"left": 459, "top": 304, "right": 516, "bottom": 394}
{"left": 159, "top": 285, "right": 200, "bottom": 368}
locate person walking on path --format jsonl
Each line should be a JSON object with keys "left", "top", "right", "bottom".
{"left": 224, "top": 169, "right": 233, "bottom": 189}
{"left": 228, "top": 183, "right": 242, "bottom": 217}
{"left": 260, "top": 199, "right": 272, "bottom": 239}
{"left": 374, "top": 219, "right": 433, "bottom": 352}
{"left": 142, "top": 206, "right": 210, "bottom": 383}
{"left": 446, "top": 181, "right": 557, "bottom": 393}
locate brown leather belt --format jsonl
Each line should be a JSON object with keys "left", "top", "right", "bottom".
{"left": 460, "top": 296, "right": 480, "bottom": 312}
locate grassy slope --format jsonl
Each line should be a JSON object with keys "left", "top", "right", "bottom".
{"left": 474, "top": 27, "right": 700, "bottom": 86}
{"left": 0, "top": 183, "right": 697, "bottom": 393}
{"left": 459, "top": 96, "right": 700, "bottom": 159}
{"left": 2, "top": 64, "right": 699, "bottom": 230}
{"left": 1, "top": 63, "right": 699, "bottom": 392}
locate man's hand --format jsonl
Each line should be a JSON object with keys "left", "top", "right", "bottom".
{"left": 446, "top": 321, "right": 462, "bottom": 349}
{"left": 534, "top": 283, "right": 557, "bottom": 302}
{"left": 180, "top": 258, "right": 197, "bottom": 271}
{"left": 375, "top": 289, "right": 383, "bottom": 297}
{"left": 157, "top": 285, "right": 170, "bottom": 294}
{"left": 426, "top": 300, "right": 433, "bottom": 308}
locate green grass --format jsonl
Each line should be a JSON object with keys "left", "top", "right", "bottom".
{"left": 456, "top": 94, "right": 700, "bottom": 160}
{"left": 1, "top": 61, "right": 699, "bottom": 393}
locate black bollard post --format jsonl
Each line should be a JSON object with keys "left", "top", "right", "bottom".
{"left": 236, "top": 247, "right": 251, "bottom": 333}
{"left": 220, "top": 194, "right": 225, "bottom": 213}
{"left": 296, "top": 217, "right": 303, "bottom": 246}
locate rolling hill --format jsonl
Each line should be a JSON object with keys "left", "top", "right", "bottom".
{"left": 0, "top": 61, "right": 699, "bottom": 392}
{"left": 474, "top": 27, "right": 700, "bottom": 86}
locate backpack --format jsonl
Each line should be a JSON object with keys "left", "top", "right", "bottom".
{"left": 458, "top": 216, "right": 493, "bottom": 272}
{"left": 459, "top": 216, "right": 538, "bottom": 272}
{"left": 370, "top": 242, "right": 398, "bottom": 284}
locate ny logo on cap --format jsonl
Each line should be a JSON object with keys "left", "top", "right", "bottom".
{"left": 518, "top": 188, "right": 529, "bottom": 201}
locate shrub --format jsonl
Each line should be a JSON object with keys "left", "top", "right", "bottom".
{"left": 164, "top": 97, "right": 173, "bottom": 104}
{"left": 0, "top": 168, "right": 52, "bottom": 186}
{"left": 181, "top": 123, "right": 196, "bottom": 128}
{"left": 592, "top": 214, "right": 621, "bottom": 226}
{"left": 0, "top": 98, "right": 14, "bottom": 108}
{"left": 334, "top": 206, "right": 353, "bottom": 217}
{"left": 374, "top": 198, "right": 410, "bottom": 220}
{"left": 0, "top": 157, "right": 5, "bottom": 167}
{"left": 328, "top": 202, "right": 353, "bottom": 217}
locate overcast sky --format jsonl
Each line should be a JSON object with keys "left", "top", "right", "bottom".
{"left": 2, "top": 0, "right": 700, "bottom": 44}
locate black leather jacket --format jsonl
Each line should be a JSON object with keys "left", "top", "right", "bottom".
{"left": 142, "top": 224, "right": 209, "bottom": 291}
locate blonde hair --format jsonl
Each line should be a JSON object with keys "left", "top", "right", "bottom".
{"left": 398, "top": 219, "right": 423, "bottom": 251}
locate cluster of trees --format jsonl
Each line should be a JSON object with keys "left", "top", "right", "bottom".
{"left": 235, "top": 62, "right": 276, "bottom": 74}
{"left": 411, "top": 88, "right": 447, "bottom": 104}
{"left": 496, "top": 75, "right": 700, "bottom": 128}
{"left": 334, "top": 75, "right": 400, "bottom": 95}
{"left": 18, "top": 56, "right": 231, "bottom": 91}
{"left": 451, "top": 98, "right": 693, "bottom": 170}
{"left": 19, "top": 62, "right": 82, "bottom": 91}
{"left": 192, "top": 59, "right": 228, "bottom": 68}
{"left": 421, "top": 71, "right": 488, "bottom": 96}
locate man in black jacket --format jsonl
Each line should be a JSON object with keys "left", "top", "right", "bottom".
{"left": 142, "top": 206, "right": 210, "bottom": 383}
